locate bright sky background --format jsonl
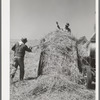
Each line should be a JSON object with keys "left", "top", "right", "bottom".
{"left": 10, "top": 0, "right": 95, "bottom": 40}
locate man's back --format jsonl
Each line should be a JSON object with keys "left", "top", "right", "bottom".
{"left": 12, "top": 42, "right": 31, "bottom": 58}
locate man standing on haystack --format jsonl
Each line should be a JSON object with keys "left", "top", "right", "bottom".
{"left": 56, "top": 21, "right": 61, "bottom": 30}
{"left": 65, "top": 23, "right": 71, "bottom": 33}
{"left": 11, "top": 38, "right": 32, "bottom": 81}
{"left": 56, "top": 22, "right": 71, "bottom": 33}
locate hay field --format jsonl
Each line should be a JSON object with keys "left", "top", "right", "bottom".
{"left": 10, "top": 30, "right": 95, "bottom": 100}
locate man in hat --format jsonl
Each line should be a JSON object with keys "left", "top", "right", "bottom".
{"left": 65, "top": 23, "right": 71, "bottom": 33}
{"left": 11, "top": 38, "right": 32, "bottom": 81}
{"left": 56, "top": 21, "right": 64, "bottom": 31}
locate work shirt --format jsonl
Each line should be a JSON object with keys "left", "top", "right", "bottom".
{"left": 12, "top": 41, "right": 31, "bottom": 58}
{"left": 65, "top": 26, "right": 71, "bottom": 33}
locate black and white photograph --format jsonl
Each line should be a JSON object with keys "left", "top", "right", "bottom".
{"left": 2, "top": 0, "right": 99, "bottom": 100}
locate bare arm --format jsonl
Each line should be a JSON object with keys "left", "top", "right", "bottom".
{"left": 56, "top": 22, "right": 61, "bottom": 29}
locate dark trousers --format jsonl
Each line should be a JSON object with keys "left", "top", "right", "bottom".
{"left": 90, "top": 49, "right": 95, "bottom": 68}
{"left": 11, "top": 56, "right": 24, "bottom": 80}
{"left": 89, "top": 58, "right": 95, "bottom": 68}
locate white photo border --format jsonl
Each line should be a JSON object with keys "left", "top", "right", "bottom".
{"left": 2, "top": 0, "right": 10, "bottom": 100}
{"left": 1, "top": 0, "right": 99, "bottom": 100}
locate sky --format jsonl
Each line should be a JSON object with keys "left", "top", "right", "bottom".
{"left": 10, "top": 0, "right": 95, "bottom": 40}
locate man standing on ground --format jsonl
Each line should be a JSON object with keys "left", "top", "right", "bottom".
{"left": 11, "top": 38, "right": 32, "bottom": 81}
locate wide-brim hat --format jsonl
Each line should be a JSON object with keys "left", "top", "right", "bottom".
{"left": 21, "top": 38, "right": 27, "bottom": 43}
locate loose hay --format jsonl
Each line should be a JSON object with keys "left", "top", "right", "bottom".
{"left": 26, "top": 74, "right": 95, "bottom": 100}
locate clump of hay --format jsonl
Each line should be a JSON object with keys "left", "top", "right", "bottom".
{"left": 27, "top": 74, "right": 95, "bottom": 100}
{"left": 76, "top": 36, "right": 90, "bottom": 73}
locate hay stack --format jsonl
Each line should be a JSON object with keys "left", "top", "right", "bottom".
{"left": 38, "top": 30, "right": 81, "bottom": 83}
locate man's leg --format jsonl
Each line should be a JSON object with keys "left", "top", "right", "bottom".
{"left": 10, "top": 58, "right": 18, "bottom": 79}
{"left": 18, "top": 58, "right": 24, "bottom": 80}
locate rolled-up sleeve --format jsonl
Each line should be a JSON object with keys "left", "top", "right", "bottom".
{"left": 25, "top": 45, "right": 32, "bottom": 52}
